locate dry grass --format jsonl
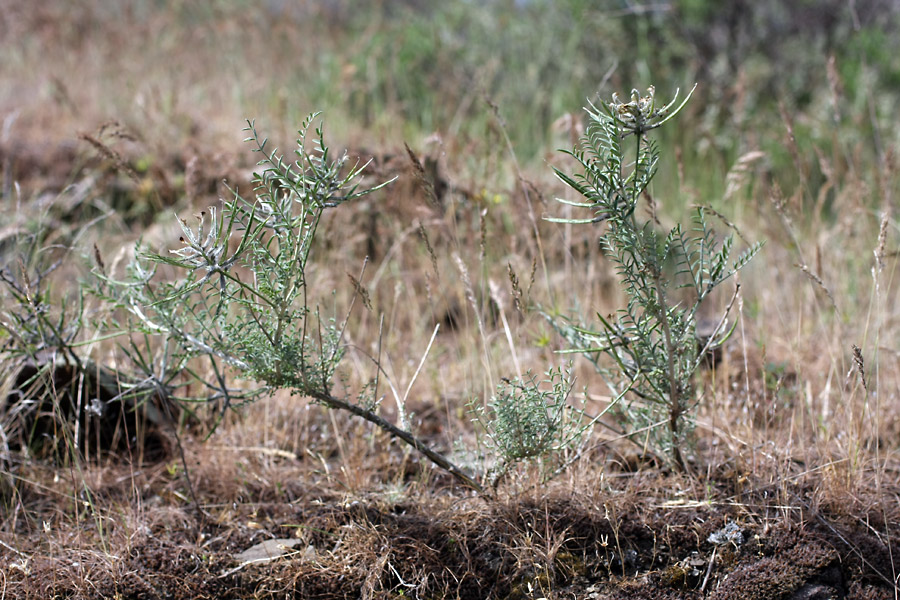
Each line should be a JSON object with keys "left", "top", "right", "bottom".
{"left": 2, "top": 2, "right": 899, "bottom": 598}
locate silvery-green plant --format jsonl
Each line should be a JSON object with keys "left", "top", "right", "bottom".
{"left": 471, "top": 366, "right": 587, "bottom": 485}
{"left": 548, "top": 86, "right": 762, "bottom": 469}
{"left": 90, "top": 114, "right": 486, "bottom": 493}
{"left": 94, "top": 114, "right": 375, "bottom": 410}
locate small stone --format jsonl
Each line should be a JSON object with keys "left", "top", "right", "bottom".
{"left": 790, "top": 583, "right": 838, "bottom": 600}
{"left": 232, "top": 538, "right": 304, "bottom": 564}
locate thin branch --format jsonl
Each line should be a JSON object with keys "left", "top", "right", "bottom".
{"left": 307, "top": 388, "right": 487, "bottom": 496}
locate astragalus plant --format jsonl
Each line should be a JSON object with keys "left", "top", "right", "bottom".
{"left": 93, "top": 114, "right": 485, "bottom": 493}
{"left": 94, "top": 115, "right": 376, "bottom": 407}
{"left": 472, "top": 366, "right": 587, "bottom": 486}
{"left": 548, "top": 87, "right": 762, "bottom": 469}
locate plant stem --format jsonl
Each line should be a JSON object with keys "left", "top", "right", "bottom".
{"left": 307, "top": 389, "right": 487, "bottom": 495}
{"left": 653, "top": 271, "right": 685, "bottom": 470}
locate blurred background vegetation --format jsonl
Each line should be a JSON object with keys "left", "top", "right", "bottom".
{"left": 3, "top": 0, "right": 898, "bottom": 183}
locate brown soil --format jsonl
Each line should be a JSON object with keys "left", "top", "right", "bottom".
{"left": 3, "top": 458, "right": 898, "bottom": 600}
